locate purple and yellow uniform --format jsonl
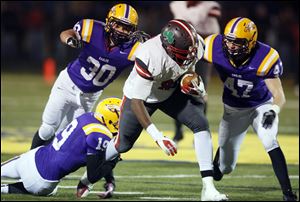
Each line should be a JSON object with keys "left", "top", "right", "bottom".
{"left": 204, "top": 34, "right": 283, "bottom": 108}
{"left": 35, "top": 113, "right": 112, "bottom": 181}
{"left": 67, "top": 19, "right": 141, "bottom": 93}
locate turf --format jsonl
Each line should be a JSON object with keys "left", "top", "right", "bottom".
{"left": 1, "top": 153, "right": 299, "bottom": 201}
{"left": 1, "top": 73, "right": 299, "bottom": 201}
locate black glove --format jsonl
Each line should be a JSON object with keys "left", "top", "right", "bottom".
{"left": 261, "top": 110, "right": 276, "bottom": 129}
{"left": 66, "top": 37, "right": 83, "bottom": 48}
{"left": 130, "top": 30, "right": 151, "bottom": 43}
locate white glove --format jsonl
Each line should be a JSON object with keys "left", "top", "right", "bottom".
{"left": 146, "top": 124, "right": 177, "bottom": 156}
{"left": 190, "top": 78, "right": 207, "bottom": 98}
{"left": 156, "top": 137, "right": 177, "bottom": 156}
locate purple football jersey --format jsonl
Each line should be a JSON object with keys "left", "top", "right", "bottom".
{"left": 208, "top": 34, "right": 283, "bottom": 108}
{"left": 35, "top": 113, "right": 111, "bottom": 181}
{"left": 67, "top": 19, "right": 137, "bottom": 93}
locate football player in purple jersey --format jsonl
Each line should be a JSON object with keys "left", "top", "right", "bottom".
{"left": 28, "top": 3, "right": 149, "bottom": 197}
{"left": 1, "top": 98, "right": 121, "bottom": 197}
{"left": 203, "top": 17, "right": 297, "bottom": 201}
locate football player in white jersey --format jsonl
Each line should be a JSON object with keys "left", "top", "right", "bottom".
{"left": 169, "top": 1, "right": 222, "bottom": 143}
{"left": 102, "top": 19, "right": 228, "bottom": 201}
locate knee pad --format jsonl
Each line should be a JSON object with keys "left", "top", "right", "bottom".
{"left": 38, "top": 123, "right": 56, "bottom": 140}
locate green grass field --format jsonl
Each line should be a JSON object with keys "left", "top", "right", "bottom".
{"left": 1, "top": 73, "right": 299, "bottom": 201}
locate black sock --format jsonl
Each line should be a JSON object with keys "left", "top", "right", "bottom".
{"left": 8, "top": 182, "right": 30, "bottom": 194}
{"left": 201, "top": 170, "right": 213, "bottom": 178}
{"left": 30, "top": 130, "right": 47, "bottom": 149}
{"left": 268, "top": 147, "right": 293, "bottom": 194}
{"left": 104, "top": 169, "right": 115, "bottom": 184}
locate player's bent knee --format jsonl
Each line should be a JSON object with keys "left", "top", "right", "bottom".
{"left": 116, "top": 144, "right": 133, "bottom": 153}
{"left": 187, "top": 116, "right": 209, "bottom": 133}
{"left": 39, "top": 124, "right": 56, "bottom": 141}
{"left": 262, "top": 138, "right": 279, "bottom": 152}
{"left": 222, "top": 165, "right": 234, "bottom": 174}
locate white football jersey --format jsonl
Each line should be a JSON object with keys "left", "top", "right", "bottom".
{"left": 123, "top": 35, "right": 196, "bottom": 103}
{"left": 170, "top": 1, "right": 221, "bottom": 36}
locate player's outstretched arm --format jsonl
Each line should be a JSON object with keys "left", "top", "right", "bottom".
{"left": 131, "top": 99, "right": 177, "bottom": 156}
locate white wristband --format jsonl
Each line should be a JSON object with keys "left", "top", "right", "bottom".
{"left": 146, "top": 123, "right": 163, "bottom": 141}
{"left": 271, "top": 104, "right": 280, "bottom": 114}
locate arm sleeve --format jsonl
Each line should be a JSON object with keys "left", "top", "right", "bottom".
{"left": 86, "top": 152, "right": 106, "bottom": 184}
{"left": 86, "top": 133, "right": 111, "bottom": 184}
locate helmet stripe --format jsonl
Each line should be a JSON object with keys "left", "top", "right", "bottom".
{"left": 170, "top": 20, "right": 195, "bottom": 46}
{"left": 230, "top": 17, "right": 243, "bottom": 33}
{"left": 125, "top": 4, "right": 130, "bottom": 19}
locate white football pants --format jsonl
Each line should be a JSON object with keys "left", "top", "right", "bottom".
{"left": 1, "top": 148, "right": 59, "bottom": 195}
{"left": 38, "top": 68, "right": 102, "bottom": 140}
{"left": 218, "top": 102, "right": 279, "bottom": 174}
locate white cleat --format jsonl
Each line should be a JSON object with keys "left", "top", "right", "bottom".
{"left": 201, "top": 187, "right": 229, "bottom": 201}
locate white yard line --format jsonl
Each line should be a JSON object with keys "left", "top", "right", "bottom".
{"left": 4, "top": 174, "right": 297, "bottom": 183}
{"left": 62, "top": 174, "right": 299, "bottom": 179}
{"left": 140, "top": 196, "right": 197, "bottom": 200}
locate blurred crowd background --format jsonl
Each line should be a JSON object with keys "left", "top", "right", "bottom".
{"left": 1, "top": 1, "right": 299, "bottom": 90}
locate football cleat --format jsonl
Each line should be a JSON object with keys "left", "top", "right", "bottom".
{"left": 201, "top": 186, "right": 228, "bottom": 201}
{"left": 76, "top": 181, "right": 93, "bottom": 198}
{"left": 98, "top": 182, "right": 115, "bottom": 199}
{"left": 283, "top": 191, "right": 297, "bottom": 201}
{"left": 213, "top": 147, "right": 223, "bottom": 181}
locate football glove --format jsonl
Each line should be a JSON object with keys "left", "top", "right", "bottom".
{"left": 130, "top": 30, "right": 151, "bottom": 43}
{"left": 146, "top": 124, "right": 177, "bottom": 156}
{"left": 66, "top": 37, "right": 83, "bottom": 48}
{"left": 76, "top": 180, "right": 93, "bottom": 198}
{"left": 156, "top": 137, "right": 177, "bottom": 156}
{"left": 189, "top": 78, "right": 207, "bottom": 98}
{"left": 261, "top": 110, "right": 276, "bottom": 129}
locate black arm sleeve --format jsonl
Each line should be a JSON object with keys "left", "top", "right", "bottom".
{"left": 86, "top": 152, "right": 120, "bottom": 184}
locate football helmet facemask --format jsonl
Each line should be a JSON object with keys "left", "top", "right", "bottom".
{"left": 105, "top": 3, "right": 138, "bottom": 46}
{"left": 222, "top": 17, "right": 258, "bottom": 66}
{"left": 160, "top": 19, "right": 199, "bottom": 68}
{"left": 95, "top": 97, "right": 122, "bottom": 134}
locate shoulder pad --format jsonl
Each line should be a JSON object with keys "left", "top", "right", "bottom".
{"left": 81, "top": 19, "right": 94, "bottom": 43}
{"left": 203, "top": 34, "right": 218, "bottom": 63}
{"left": 256, "top": 47, "right": 280, "bottom": 76}
{"left": 82, "top": 123, "right": 112, "bottom": 139}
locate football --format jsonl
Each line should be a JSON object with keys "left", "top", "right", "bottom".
{"left": 180, "top": 72, "right": 200, "bottom": 94}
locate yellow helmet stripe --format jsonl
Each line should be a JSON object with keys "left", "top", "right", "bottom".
{"left": 128, "top": 41, "right": 140, "bottom": 61}
{"left": 81, "top": 19, "right": 94, "bottom": 43}
{"left": 257, "top": 48, "right": 279, "bottom": 76}
{"left": 82, "top": 123, "right": 112, "bottom": 139}
{"left": 204, "top": 34, "right": 218, "bottom": 63}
